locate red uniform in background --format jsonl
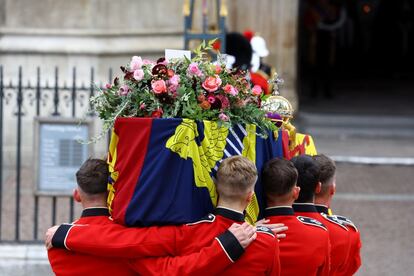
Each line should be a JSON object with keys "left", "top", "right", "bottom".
{"left": 48, "top": 207, "right": 135, "bottom": 276}
{"left": 293, "top": 203, "right": 351, "bottom": 275}
{"left": 51, "top": 208, "right": 247, "bottom": 275}
{"left": 265, "top": 206, "right": 330, "bottom": 276}
{"left": 133, "top": 207, "right": 280, "bottom": 276}
{"left": 315, "top": 205, "right": 362, "bottom": 276}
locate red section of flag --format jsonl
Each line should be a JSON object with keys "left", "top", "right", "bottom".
{"left": 282, "top": 130, "right": 291, "bottom": 159}
{"left": 111, "top": 118, "right": 153, "bottom": 225}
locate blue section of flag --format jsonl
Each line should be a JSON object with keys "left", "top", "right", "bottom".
{"left": 125, "top": 119, "right": 214, "bottom": 226}
{"left": 122, "top": 120, "right": 283, "bottom": 226}
{"left": 255, "top": 129, "right": 284, "bottom": 219}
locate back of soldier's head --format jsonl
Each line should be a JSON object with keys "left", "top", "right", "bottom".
{"left": 76, "top": 158, "right": 108, "bottom": 196}
{"left": 291, "top": 155, "right": 320, "bottom": 203}
{"left": 313, "top": 154, "right": 336, "bottom": 195}
{"left": 262, "top": 158, "right": 298, "bottom": 200}
{"left": 216, "top": 156, "right": 258, "bottom": 200}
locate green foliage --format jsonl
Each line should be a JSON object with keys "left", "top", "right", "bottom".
{"left": 90, "top": 41, "right": 276, "bottom": 137}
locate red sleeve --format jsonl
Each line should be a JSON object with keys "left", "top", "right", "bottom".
{"left": 52, "top": 223, "right": 178, "bottom": 258}
{"left": 129, "top": 238, "right": 235, "bottom": 275}
{"left": 52, "top": 223, "right": 245, "bottom": 266}
{"left": 267, "top": 239, "right": 281, "bottom": 276}
{"left": 318, "top": 235, "right": 331, "bottom": 276}
{"left": 345, "top": 232, "right": 362, "bottom": 275}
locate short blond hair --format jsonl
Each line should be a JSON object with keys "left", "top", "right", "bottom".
{"left": 216, "top": 156, "right": 258, "bottom": 199}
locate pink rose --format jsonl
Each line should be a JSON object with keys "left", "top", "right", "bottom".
{"left": 223, "top": 84, "right": 238, "bottom": 96}
{"left": 130, "top": 56, "right": 143, "bottom": 71}
{"left": 187, "top": 63, "right": 203, "bottom": 77}
{"left": 151, "top": 79, "right": 167, "bottom": 94}
{"left": 215, "top": 64, "right": 222, "bottom": 74}
{"left": 105, "top": 83, "right": 112, "bottom": 89}
{"left": 169, "top": 74, "right": 180, "bottom": 86}
{"left": 168, "top": 74, "right": 180, "bottom": 93}
{"left": 133, "top": 69, "right": 144, "bottom": 81}
{"left": 140, "top": 103, "right": 146, "bottom": 110}
{"left": 252, "top": 85, "right": 262, "bottom": 96}
{"left": 118, "top": 84, "right": 130, "bottom": 96}
{"left": 202, "top": 76, "right": 222, "bottom": 92}
{"left": 219, "top": 113, "right": 229, "bottom": 122}
{"left": 143, "top": 59, "right": 155, "bottom": 70}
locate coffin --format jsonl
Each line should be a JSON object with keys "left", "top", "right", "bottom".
{"left": 106, "top": 117, "right": 284, "bottom": 226}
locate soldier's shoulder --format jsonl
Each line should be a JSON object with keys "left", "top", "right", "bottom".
{"left": 297, "top": 216, "right": 328, "bottom": 231}
{"left": 333, "top": 215, "right": 359, "bottom": 232}
{"left": 320, "top": 213, "right": 349, "bottom": 231}
{"left": 186, "top": 213, "right": 216, "bottom": 226}
{"left": 256, "top": 225, "right": 275, "bottom": 238}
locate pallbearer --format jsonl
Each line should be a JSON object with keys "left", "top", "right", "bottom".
{"left": 313, "top": 154, "right": 362, "bottom": 275}
{"left": 291, "top": 155, "right": 351, "bottom": 275}
{"left": 262, "top": 157, "right": 330, "bottom": 276}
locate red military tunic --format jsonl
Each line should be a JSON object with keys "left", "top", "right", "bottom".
{"left": 48, "top": 207, "right": 135, "bottom": 276}
{"left": 51, "top": 208, "right": 246, "bottom": 275}
{"left": 265, "top": 206, "right": 330, "bottom": 276}
{"left": 316, "top": 206, "right": 362, "bottom": 276}
{"left": 133, "top": 207, "right": 281, "bottom": 275}
{"left": 293, "top": 203, "right": 351, "bottom": 275}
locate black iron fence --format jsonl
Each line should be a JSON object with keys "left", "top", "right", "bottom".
{"left": 0, "top": 65, "right": 112, "bottom": 243}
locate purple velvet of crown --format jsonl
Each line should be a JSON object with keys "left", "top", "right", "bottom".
{"left": 266, "top": 112, "right": 283, "bottom": 128}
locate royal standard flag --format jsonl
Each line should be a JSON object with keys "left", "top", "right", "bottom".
{"left": 107, "top": 118, "right": 283, "bottom": 226}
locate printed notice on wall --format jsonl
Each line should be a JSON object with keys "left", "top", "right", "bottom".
{"left": 38, "top": 123, "right": 89, "bottom": 193}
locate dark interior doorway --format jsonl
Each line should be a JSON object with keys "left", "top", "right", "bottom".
{"left": 297, "top": 0, "right": 414, "bottom": 115}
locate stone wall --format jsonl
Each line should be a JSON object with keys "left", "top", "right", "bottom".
{"left": 0, "top": 0, "right": 299, "bottom": 106}
{"left": 227, "top": 0, "right": 299, "bottom": 109}
{"left": 0, "top": 0, "right": 300, "bottom": 245}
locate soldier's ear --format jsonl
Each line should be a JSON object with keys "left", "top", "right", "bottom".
{"left": 246, "top": 190, "right": 254, "bottom": 204}
{"left": 73, "top": 188, "right": 82, "bottom": 203}
{"left": 315, "top": 181, "right": 322, "bottom": 194}
{"left": 330, "top": 182, "right": 336, "bottom": 196}
{"left": 293, "top": 186, "right": 300, "bottom": 200}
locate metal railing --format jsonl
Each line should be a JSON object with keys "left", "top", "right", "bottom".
{"left": 0, "top": 65, "right": 112, "bottom": 242}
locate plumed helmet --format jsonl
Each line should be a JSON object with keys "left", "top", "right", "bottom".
{"left": 225, "top": 32, "right": 252, "bottom": 71}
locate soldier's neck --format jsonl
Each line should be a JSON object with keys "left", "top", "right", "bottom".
{"left": 217, "top": 199, "right": 246, "bottom": 213}
{"left": 267, "top": 194, "right": 295, "bottom": 208}
{"left": 314, "top": 196, "right": 330, "bottom": 208}
{"left": 81, "top": 199, "right": 108, "bottom": 209}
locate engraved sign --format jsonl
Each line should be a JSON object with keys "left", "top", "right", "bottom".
{"left": 37, "top": 120, "right": 90, "bottom": 193}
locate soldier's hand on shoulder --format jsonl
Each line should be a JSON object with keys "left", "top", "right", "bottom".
{"left": 256, "top": 219, "right": 288, "bottom": 240}
{"left": 45, "top": 225, "right": 59, "bottom": 250}
{"left": 228, "top": 222, "right": 257, "bottom": 249}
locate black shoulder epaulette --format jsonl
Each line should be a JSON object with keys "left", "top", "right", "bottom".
{"left": 320, "top": 213, "right": 349, "bottom": 231}
{"left": 334, "top": 215, "right": 359, "bottom": 232}
{"left": 297, "top": 216, "right": 327, "bottom": 231}
{"left": 256, "top": 225, "right": 275, "bottom": 238}
{"left": 186, "top": 213, "right": 216, "bottom": 226}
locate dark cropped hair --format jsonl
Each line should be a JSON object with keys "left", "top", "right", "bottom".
{"left": 262, "top": 158, "right": 298, "bottom": 197}
{"left": 291, "top": 155, "right": 320, "bottom": 203}
{"left": 76, "top": 158, "right": 109, "bottom": 195}
{"left": 312, "top": 154, "right": 336, "bottom": 186}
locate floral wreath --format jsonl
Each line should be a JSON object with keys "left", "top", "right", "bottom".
{"left": 90, "top": 41, "right": 276, "bottom": 139}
